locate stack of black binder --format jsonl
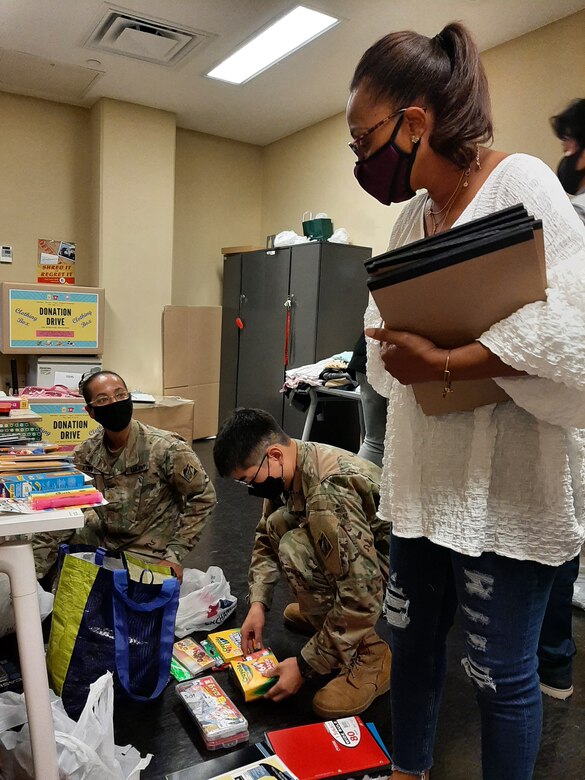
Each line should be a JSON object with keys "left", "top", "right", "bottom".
{"left": 365, "top": 205, "right": 547, "bottom": 414}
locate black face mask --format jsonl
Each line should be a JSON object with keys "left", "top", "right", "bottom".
{"left": 247, "top": 458, "right": 286, "bottom": 501}
{"left": 248, "top": 477, "right": 286, "bottom": 501}
{"left": 92, "top": 397, "right": 133, "bottom": 432}
{"left": 557, "top": 150, "right": 584, "bottom": 195}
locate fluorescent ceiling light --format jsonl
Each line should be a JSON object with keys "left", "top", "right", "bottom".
{"left": 206, "top": 5, "right": 339, "bottom": 85}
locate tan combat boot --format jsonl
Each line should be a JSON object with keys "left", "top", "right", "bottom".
{"left": 312, "top": 632, "right": 391, "bottom": 719}
{"left": 283, "top": 603, "right": 315, "bottom": 635}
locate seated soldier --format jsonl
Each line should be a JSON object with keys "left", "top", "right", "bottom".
{"left": 33, "top": 370, "right": 216, "bottom": 580}
{"left": 213, "top": 407, "right": 390, "bottom": 719}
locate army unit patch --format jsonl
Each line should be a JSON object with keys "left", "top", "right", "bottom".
{"left": 317, "top": 531, "right": 333, "bottom": 559}
{"left": 181, "top": 463, "right": 196, "bottom": 482}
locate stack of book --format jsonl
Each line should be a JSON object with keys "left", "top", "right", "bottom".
{"left": 365, "top": 204, "right": 547, "bottom": 414}
{"left": 0, "top": 402, "right": 43, "bottom": 444}
{"left": 0, "top": 450, "right": 103, "bottom": 512}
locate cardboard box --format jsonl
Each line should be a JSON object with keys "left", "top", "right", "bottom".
{"left": 164, "top": 384, "right": 218, "bottom": 440}
{"left": 132, "top": 395, "right": 195, "bottom": 443}
{"left": 163, "top": 306, "right": 221, "bottom": 388}
{"left": 162, "top": 306, "right": 221, "bottom": 439}
{"left": 1, "top": 282, "right": 105, "bottom": 355}
{"left": 26, "top": 397, "right": 101, "bottom": 451}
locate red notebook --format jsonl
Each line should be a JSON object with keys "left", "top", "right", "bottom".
{"left": 265, "top": 717, "right": 391, "bottom": 780}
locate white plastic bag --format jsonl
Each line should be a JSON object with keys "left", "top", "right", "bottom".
{"left": 273, "top": 230, "right": 310, "bottom": 247}
{"left": 0, "top": 672, "right": 151, "bottom": 779}
{"left": 328, "top": 227, "right": 350, "bottom": 244}
{"left": 0, "top": 574, "right": 54, "bottom": 638}
{"left": 174, "top": 566, "right": 237, "bottom": 638}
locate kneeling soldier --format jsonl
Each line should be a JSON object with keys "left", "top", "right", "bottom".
{"left": 213, "top": 408, "right": 390, "bottom": 719}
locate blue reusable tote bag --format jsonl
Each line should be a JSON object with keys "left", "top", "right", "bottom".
{"left": 47, "top": 545, "right": 180, "bottom": 719}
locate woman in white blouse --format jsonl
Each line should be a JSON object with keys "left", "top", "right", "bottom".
{"left": 347, "top": 21, "right": 585, "bottom": 780}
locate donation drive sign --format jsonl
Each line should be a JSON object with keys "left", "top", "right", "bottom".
{"left": 2, "top": 285, "right": 104, "bottom": 354}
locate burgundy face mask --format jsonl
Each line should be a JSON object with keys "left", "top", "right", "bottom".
{"left": 353, "top": 114, "right": 420, "bottom": 204}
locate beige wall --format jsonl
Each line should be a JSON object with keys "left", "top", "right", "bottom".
{"left": 261, "top": 9, "right": 585, "bottom": 258}
{"left": 92, "top": 99, "right": 176, "bottom": 393}
{"left": 172, "top": 129, "right": 263, "bottom": 306}
{"left": 0, "top": 92, "right": 91, "bottom": 390}
{"left": 261, "top": 113, "right": 403, "bottom": 258}
{"left": 482, "top": 9, "right": 585, "bottom": 167}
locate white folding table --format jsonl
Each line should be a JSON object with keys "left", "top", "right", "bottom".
{"left": 0, "top": 508, "right": 84, "bottom": 779}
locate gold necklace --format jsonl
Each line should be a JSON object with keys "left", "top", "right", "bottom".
{"left": 427, "top": 167, "right": 469, "bottom": 217}
{"left": 427, "top": 166, "right": 473, "bottom": 235}
{"left": 426, "top": 146, "right": 482, "bottom": 235}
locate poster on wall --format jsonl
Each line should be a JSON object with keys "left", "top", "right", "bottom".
{"left": 37, "top": 238, "right": 76, "bottom": 284}
{"left": 7, "top": 288, "right": 99, "bottom": 351}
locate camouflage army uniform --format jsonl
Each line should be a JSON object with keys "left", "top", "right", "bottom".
{"left": 248, "top": 439, "right": 388, "bottom": 676}
{"left": 33, "top": 420, "right": 216, "bottom": 577}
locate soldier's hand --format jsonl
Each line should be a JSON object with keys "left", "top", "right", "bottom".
{"left": 241, "top": 602, "right": 266, "bottom": 654}
{"left": 263, "top": 657, "right": 304, "bottom": 702}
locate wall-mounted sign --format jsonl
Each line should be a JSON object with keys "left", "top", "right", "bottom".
{"left": 1, "top": 283, "right": 104, "bottom": 354}
{"left": 37, "top": 238, "right": 76, "bottom": 284}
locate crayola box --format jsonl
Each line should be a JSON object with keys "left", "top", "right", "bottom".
{"left": 207, "top": 628, "right": 243, "bottom": 662}
{"left": 230, "top": 648, "right": 278, "bottom": 702}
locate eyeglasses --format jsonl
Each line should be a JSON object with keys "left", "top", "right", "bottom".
{"left": 88, "top": 391, "right": 130, "bottom": 408}
{"left": 234, "top": 451, "right": 268, "bottom": 486}
{"left": 348, "top": 109, "right": 405, "bottom": 156}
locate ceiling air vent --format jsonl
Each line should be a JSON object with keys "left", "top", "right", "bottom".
{"left": 85, "top": 8, "right": 213, "bottom": 67}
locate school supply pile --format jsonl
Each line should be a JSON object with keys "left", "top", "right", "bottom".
{"left": 164, "top": 719, "right": 390, "bottom": 779}
{"left": 0, "top": 450, "right": 104, "bottom": 512}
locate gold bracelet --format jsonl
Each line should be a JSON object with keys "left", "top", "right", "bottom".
{"left": 442, "top": 350, "right": 454, "bottom": 398}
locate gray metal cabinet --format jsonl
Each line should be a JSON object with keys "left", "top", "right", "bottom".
{"left": 219, "top": 242, "right": 371, "bottom": 439}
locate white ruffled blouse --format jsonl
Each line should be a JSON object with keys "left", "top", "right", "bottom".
{"left": 366, "top": 153, "right": 585, "bottom": 566}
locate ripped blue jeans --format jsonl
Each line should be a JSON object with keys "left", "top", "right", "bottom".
{"left": 385, "top": 533, "right": 557, "bottom": 779}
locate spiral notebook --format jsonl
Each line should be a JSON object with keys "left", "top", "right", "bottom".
{"left": 366, "top": 206, "right": 547, "bottom": 415}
